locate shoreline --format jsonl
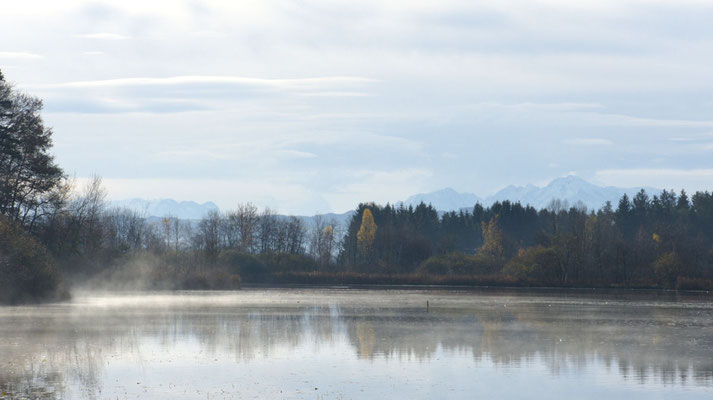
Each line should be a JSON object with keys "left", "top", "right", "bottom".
{"left": 240, "top": 282, "right": 712, "bottom": 296}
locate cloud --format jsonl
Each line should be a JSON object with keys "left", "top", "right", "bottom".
{"left": 154, "top": 147, "right": 317, "bottom": 162}
{"left": 34, "top": 75, "right": 375, "bottom": 89}
{"left": 275, "top": 149, "right": 318, "bottom": 159}
{"left": 325, "top": 168, "right": 434, "bottom": 211}
{"left": 0, "top": 51, "right": 43, "bottom": 59}
{"left": 42, "top": 97, "right": 213, "bottom": 114}
{"left": 594, "top": 168, "right": 713, "bottom": 192}
{"left": 463, "top": 102, "right": 603, "bottom": 111}
{"left": 297, "top": 91, "right": 371, "bottom": 97}
{"left": 189, "top": 30, "right": 226, "bottom": 38}
{"left": 75, "top": 32, "right": 130, "bottom": 40}
{"left": 599, "top": 114, "right": 713, "bottom": 128}
{"left": 154, "top": 149, "right": 235, "bottom": 161}
{"left": 27, "top": 75, "right": 376, "bottom": 114}
{"left": 5, "top": 0, "right": 713, "bottom": 213}
{"left": 91, "top": 177, "right": 333, "bottom": 215}
{"left": 564, "top": 138, "right": 613, "bottom": 146}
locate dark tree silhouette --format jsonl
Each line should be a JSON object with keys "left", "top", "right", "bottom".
{"left": 0, "top": 69, "right": 64, "bottom": 227}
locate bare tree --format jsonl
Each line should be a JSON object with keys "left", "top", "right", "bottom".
{"left": 227, "top": 203, "right": 259, "bottom": 252}
{"left": 258, "top": 207, "right": 279, "bottom": 253}
{"left": 195, "top": 210, "right": 222, "bottom": 267}
{"left": 309, "top": 215, "right": 326, "bottom": 258}
{"left": 102, "top": 207, "right": 147, "bottom": 254}
{"left": 160, "top": 215, "right": 173, "bottom": 253}
{"left": 171, "top": 217, "right": 188, "bottom": 254}
{"left": 71, "top": 176, "right": 107, "bottom": 255}
{"left": 284, "top": 216, "right": 306, "bottom": 255}
{"left": 309, "top": 216, "right": 337, "bottom": 269}
{"left": 221, "top": 211, "right": 240, "bottom": 249}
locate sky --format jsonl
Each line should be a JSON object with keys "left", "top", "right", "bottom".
{"left": 2, "top": 0, "right": 713, "bottom": 215}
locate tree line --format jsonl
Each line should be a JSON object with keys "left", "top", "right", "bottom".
{"left": 340, "top": 191, "right": 713, "bottom": 289}
{"left": 2, "top": 68, "right": 712, "bottom": 303}
{"left": 0, "top": 69, "right": 342, "bottom": 301}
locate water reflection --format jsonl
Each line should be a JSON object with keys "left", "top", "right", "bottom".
{"left": 1, "top": 289, "right": 712, "bottom": 399}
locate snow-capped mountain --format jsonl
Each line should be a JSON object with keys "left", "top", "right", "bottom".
{"left": 109, "top": 198, "right": 355, "bottom": 229}
{"left": 401, "top": 176, "right": 660, "bottom": 212}
{"left": 110, "top": 198, "right": 220, "bottom": 220}
{"left": 399, "top": 187, "right": 481, "bottom": 211}
{"left": 111, "top": 176, "right": 661, "bottom": 219}
{"left": 484, "top": 176, "right": 659, "bottom": 211}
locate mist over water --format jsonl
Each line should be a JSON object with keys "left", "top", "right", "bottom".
{"left": 1, "top": 289, "right": 712, "bottom": 399}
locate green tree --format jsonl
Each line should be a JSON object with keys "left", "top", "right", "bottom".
{"left": 652, "top": 251, "right": 682, "bottom": 288}
{"left": 0, "top": 215, "right": 65, "bottom": 303}
{"left": 0, "top": 70, "right": 64, "bottom": 226}
{"left": 632, "top": 189, "right": 650, "bottom": 220}
{"left": 503, "top": 246, "right": 560, "bottom": 284}
{"left": 677, "top": 190, "right": 690, "bottom": 210}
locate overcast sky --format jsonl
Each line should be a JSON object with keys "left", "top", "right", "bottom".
{"left": 2, "top": 0, "right": 713, "bottom": 214}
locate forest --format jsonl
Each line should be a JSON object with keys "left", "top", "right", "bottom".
{"left": 2, "top": 68, "right": 713, "bottom": 304}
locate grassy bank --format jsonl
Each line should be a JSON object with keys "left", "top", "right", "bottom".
{"left": 246, "top": 271, "right": 713, "bottom": 291}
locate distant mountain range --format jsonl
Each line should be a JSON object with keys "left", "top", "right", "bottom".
{"left": 109, "top": 198, "right": 220, "bottom": 220}
{"left": 111, "top": 176, "right": 660, "bottom": 221}
{"left": 109, "top": 198, "right": 356, "bottom": 229}
{"left": 399, "top": 188, "right": 482, "bottom": 212}
{"left": 401, "top": 176, "right": 660, "bottom": 212}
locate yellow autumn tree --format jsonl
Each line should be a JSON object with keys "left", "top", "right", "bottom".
{"left": 480, "top": 217, "right": 504, "bottom": 259}
{"left": 324, "top": 225, "right": 334, "bottom": 242}
{"left": 357, "top": 208, "right": 377, "bottom": 260}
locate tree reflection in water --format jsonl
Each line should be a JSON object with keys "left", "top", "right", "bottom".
{"left": 1, "top": 289, "right": 711, "bottom": 399}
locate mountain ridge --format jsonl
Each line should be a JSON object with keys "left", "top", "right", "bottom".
{"left": 109, "top": 198, "right": 220, "bottom": 220}
{"left": 398, "top": 187, "right": 481, "bottom": 212}
{"left": 110, "top": 176, "right": 663, "bottom": 219}
{"left": 401, "top": 176, "right": 661, "bottom": 212}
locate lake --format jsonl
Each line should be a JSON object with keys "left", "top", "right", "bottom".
{"left": 1, "top": 288, "right": 711, "bottom": 399}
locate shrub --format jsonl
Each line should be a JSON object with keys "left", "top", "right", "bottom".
{"left": 180, "top": 269, "right": 241, "bottom": 290}
{"left": 259, "top": 252, "right": 317, "bottom": 273}
{"left": 503, "top": 246, "right": 560, "bottom": 285}
{"left": 218, "top": 249, "right": 266, "bottom": 280}
{"left": 0, "top": 216, "right": 66, "bottom": 304}
{"left": 418, "top": 252, "right": 503, "bottom": 276}
{"left": 652, "top": 252, "right": 682, "bottom": 288}
{"left": 675, "top": 276, "right": 713, "bottom": 291}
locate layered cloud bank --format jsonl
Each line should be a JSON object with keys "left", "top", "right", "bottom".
{"left": 3, "top": 0, "right": 712, "bottom": 214}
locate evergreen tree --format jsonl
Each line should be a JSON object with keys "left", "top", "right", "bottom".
{"left": 677, "top": 189, "right": 690, "bottom": 210}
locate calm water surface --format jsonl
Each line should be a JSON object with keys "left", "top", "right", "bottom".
{"left": 1, "top": 288, "right": 712, "bottom": 399}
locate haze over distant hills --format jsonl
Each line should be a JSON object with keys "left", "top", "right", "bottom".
{"left": 401, "top": 176, "right": 660, "bottom": 212}
{"left": 109, "top": 198, "right": 356, "bottom": 228}
{"left": 112, "top": 176, "right": 661, "bottom": 219}
{"left": 399, "top": 188, "right": 482, "bottom": 212}
{"left": 110, "top": 198, "right": 220, "bottom": 220}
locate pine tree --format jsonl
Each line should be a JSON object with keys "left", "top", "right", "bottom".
{"left": 677, "top": 190, "right": 690, "bottom": 210}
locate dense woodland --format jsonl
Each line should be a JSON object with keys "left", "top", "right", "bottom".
{"left": 340, "top": 194, "right": 713, "bottom": 289}
{"left": 2, "top": 69, "right": 713, "bottom": 303}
